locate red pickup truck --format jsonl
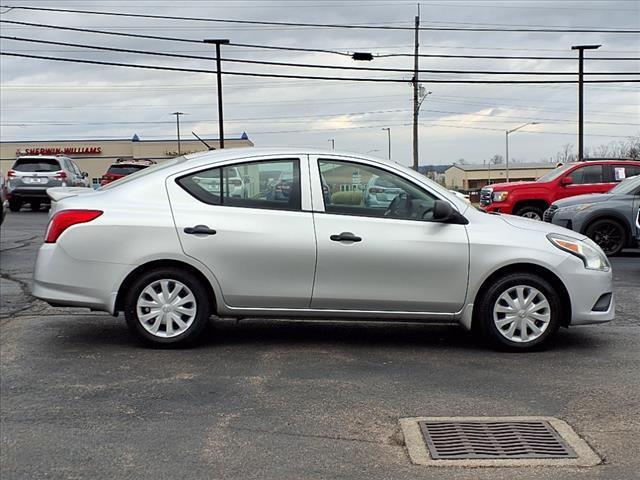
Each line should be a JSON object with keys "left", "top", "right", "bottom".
{"left": 480, "top": 159, "right": 640, "bottom": 220}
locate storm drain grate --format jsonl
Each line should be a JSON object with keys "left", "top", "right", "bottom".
{"left": 418, "top": 420, "right": 577, "bottom": 460}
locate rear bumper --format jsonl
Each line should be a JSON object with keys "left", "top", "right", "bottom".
{"left": 33, "top": 243, "right": 133, "bottom": 314}
{"left": 7, "top": 187, "right": 51, "bottom": 199}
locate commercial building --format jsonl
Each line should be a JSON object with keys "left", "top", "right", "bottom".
{"left": 445, "top": 162, "right": 558, "bottom": 190}
{"left": 0, "top": 134, "right": 254, "bottom": 184}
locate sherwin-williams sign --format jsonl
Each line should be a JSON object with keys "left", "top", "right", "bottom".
{"left": 16, "top": 146, "right": 102, "bottom": 155}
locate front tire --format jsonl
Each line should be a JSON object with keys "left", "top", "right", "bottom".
{"left": 514, "top": 205, "right": 544, "bottom": 221}
{"left": 585, "top": 218, "right": 626, "bottom": 256}
{"left": 475, "top": 272, "right": 562, "bottom": 351}
{"left": 124, "top": 267, "right": 211, "bottom": 347}
{"left": 8, "top": 198, "right": 22, "bottom": 212}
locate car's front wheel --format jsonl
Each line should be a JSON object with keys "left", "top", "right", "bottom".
{"left": 8, "top": 198, "right": 22, "bottom": 212}
{"left": 585, "top": 218, "right": 626, "bottom": 256}
{"left": 124, "top": 267, "right": 211, "bottom": 347}
{"left": 475, "top": 272, "right": 562, "bottom": 351}
{"left": 514, "top": 205, "right": 544, "bottom": 221}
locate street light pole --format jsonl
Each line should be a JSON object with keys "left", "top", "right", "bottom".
{"left": 412, "top": 9, "right": 420, "bottom": 171}
{"left": 203, "top": 38, "right": 230, "bottom": 148}
{"left": 571, "top": 44, "right": 601, "bottom": 161}
{"left": 328, "top": 139, "right": 335, "bottom": 150}
{"left": 171, "top": 112, "right": 183, "bottom": 155}
{"left": 505, "top": 122, "right": 539, "bottom": 182}
{"left": 382, "top": 127, "right": 391, "bottom": 159}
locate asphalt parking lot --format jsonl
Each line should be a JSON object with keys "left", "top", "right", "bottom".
{"left": 1, "top": 211, "right": 639, "bottom": 480}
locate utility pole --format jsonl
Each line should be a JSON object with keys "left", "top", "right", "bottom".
{"left": 171, "top": 112, "right": 183, "bottom": 155}
{"left": 412, "top": 7, "right": 420, "bottom": 171}
{"left": 571, "top": 44, "right": 601, "bottom": 161}
{"left": 203, "top": 38, "right": 230, "bottom": 148}
{"left": 382, "top": 127, "right": 391, "bottom": 159}
{"left": 328, "top": 139, "right": 335, "bottom": 150}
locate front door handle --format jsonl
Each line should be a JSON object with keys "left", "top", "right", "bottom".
{"left": 184, "top": 225, "right": 217, "bottom": 235}
{"left": 330, "top": 232, "right": 362, "bottom": 243}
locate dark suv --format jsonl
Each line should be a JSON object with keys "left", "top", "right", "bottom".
{"left": 7, "top": 156, "right": 89, "bottom": 211}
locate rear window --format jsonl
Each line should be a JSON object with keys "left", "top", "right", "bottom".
{"left": 107, "top": 164, "right": 148, "bottom": 175}
{"left": 13, "top": 158, "right": 60, "bottom": 172}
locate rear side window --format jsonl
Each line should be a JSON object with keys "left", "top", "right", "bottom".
{"left": 12, "top": 158, "right": 60, "bottom": 172}
{"left": 570, "top": 164, "right": 603, "bottom": 184}
{"left": 177, "top": 159, "right": 301, "bottom": 211}
{"left": 613, "top": 164, "right": 640, "bottom": 181}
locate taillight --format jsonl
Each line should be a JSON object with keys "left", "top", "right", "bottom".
{"left": 54, "top": 171, "right": 68, "bottom": 180}
{"left": 7, "top": 169, "right": 15, "bottom": 178}
{"left": 44, "top": 210, "right": 103, "bottom": 243}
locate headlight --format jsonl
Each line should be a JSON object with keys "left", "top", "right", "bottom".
{"left": 557, "top": 203, "right": 593, "bottom": 213}
{"left": 547, "top": 233, "right": 610, "bottom": 271}
{"left": 492, "top": 191, "right": 509, "bottom": 202}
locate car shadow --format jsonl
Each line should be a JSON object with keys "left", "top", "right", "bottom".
{"left": 48, "top": 315, "right": 613, "bottom": 354}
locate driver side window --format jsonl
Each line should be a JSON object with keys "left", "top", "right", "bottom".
{"left": 318, "top": 159, "right": 436, "bottom": 221}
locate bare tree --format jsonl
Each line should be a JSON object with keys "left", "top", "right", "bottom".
{"left": 490, "top": 154, "right": 504, "bottom": 164}
{"left": 555, "top": 144, "right": 576, "bottom": 163}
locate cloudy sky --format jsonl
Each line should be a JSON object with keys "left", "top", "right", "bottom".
{"left": 1, "top": 0, "right": 638, "bottom": 167}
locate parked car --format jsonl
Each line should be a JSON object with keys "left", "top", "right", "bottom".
{"left": 191, "top": 165, "right": 244, "bottom": 198}
{"left": 480, "top": 159, "right": 640, "bottom": 220}
{"left": 0, "top": 171, "right": 8, "bottom": 225}
{"left": 364, "top": 174, "right": 404, "bottom": 208}
{"left": 6, "top": 155, "right": 90, "bottom": 211}
{"left": 100, "top": 158, "right": 156, "bottom": 186}
{"left": 34, "top": 148, "right": 614, "bottom": 351}
{"left": 545, "top": 175, "right": 640, "bottom": 255}
{"left": 449, "top": 190, "right": 471, "bottom": 203}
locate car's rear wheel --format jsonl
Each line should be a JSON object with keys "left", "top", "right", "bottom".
{"left": 514, "top": 205, "right": 544, "bottom": 221}
{"left": 124, "top": 267, "right": 211, "bottom": 347}
{"left": 8, "top": 198, "right": 22, "bottom": 212}
{"left": 30, "top": 201, "right": 41, "bottom": 211}
{"left": 475, "top": 273, "right": 561, "bottom": 351}
{"left": 585, "top": 218, "right": 626, "bottom": 256}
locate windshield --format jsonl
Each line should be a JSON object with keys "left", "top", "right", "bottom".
{"left": 609, "top": 175, "right": 640, "bottom": 194}
{"left": 536, "top": 164, "right": 573, "bottom": 183}
{"left": 107, "top": 165, "right": 149, "bottom": 175}
{"left": 99, "top": 156, "right": 186, "bottom": 190}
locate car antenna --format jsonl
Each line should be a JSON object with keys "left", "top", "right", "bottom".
{"left": 191, "top": 131, "right": 216, "bottom": 150}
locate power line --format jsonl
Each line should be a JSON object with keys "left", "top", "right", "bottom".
{"left": 3, "top": 36, "right": 638, "bottom": 76}
{"left": 2, "top": 20, "right": 638, "bottom": 62}
{"left": 1, "top": 4, "right": 638, "bottom": 33}
{"left": 3, "top": 52, "right": 640, "bottom": 84}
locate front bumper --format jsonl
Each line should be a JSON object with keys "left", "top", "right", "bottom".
{"left": 33, "top": 243, "right": 133, "bottom": 314}
{"left": 480, "top": 202, "right": 512, "bottom": 214}
{"left": 559, "top": 256, "right": 615, "bottom": 325}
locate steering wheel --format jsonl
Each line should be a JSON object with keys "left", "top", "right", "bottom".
{"left": 384, "top": 193, "right": 411, "bottom": 218}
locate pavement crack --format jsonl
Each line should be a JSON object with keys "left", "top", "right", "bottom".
{"left": 0, "top": 234, "right": 40, "bottom": 253}
{"left": 229, "top": 425, "right": 382, "bottom": 445}
{"left": 0, "top": 271, "right": 37, "bottom": 322}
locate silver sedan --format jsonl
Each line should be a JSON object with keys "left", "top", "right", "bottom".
{"left": 34, "top": 148, "right": 614, "bottom": 350}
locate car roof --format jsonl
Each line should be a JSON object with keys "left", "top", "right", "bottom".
{"left": 15, "top": 155, "right": 67, "bottom": 161}
{"left": 182, "top": 147, "right": 403, "bottom": 169}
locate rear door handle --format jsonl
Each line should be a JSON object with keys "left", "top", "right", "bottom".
{"left": 330, "top": 232, "right": 362, "bottom": 242}
{"left": 184, "top": 225, "right": 217, "bottom": 236}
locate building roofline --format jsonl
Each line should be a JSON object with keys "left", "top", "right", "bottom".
{"left": 0, "top": 136, "right": 252, "bottom": 144}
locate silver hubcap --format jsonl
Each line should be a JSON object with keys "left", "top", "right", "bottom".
{"left": 521, "top": 211, "right": 541, "bottom": 220}
{"left": 136, "top": 279, "right": 197, "bottom": 338}
{"left": 493, "top": 285, "right": 551, "bottom": 343}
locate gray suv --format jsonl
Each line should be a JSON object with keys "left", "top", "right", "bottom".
{"left": 546, "top": 175, "right": 640, "bottom": 255}
{"left": 7, "top": 156, "right": 89, "bottom": 211}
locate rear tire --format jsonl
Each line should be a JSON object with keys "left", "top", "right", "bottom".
{"left": 585, "top": 218, "right": 626, "bottom": 256}
{"left": 124, "top": 267, "right": 211, "bottom": 347}
{"left": 8, "top": 198, "right": 22, "bottom": 212}
{"left": 514, "top": 205, "right": 544, "bottom": 221}
{"left": 475, "top": 272, "right": 562, "bottom": 351}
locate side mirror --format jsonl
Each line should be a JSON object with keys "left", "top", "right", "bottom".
{"left": 561, "top": 176, "right": 573, "bottom": 186}
{"left": 82, "top": 172, "right": 89, "bottom": 178}
{"left": 432, "top": 199, "right": 468, "bottom": 224}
